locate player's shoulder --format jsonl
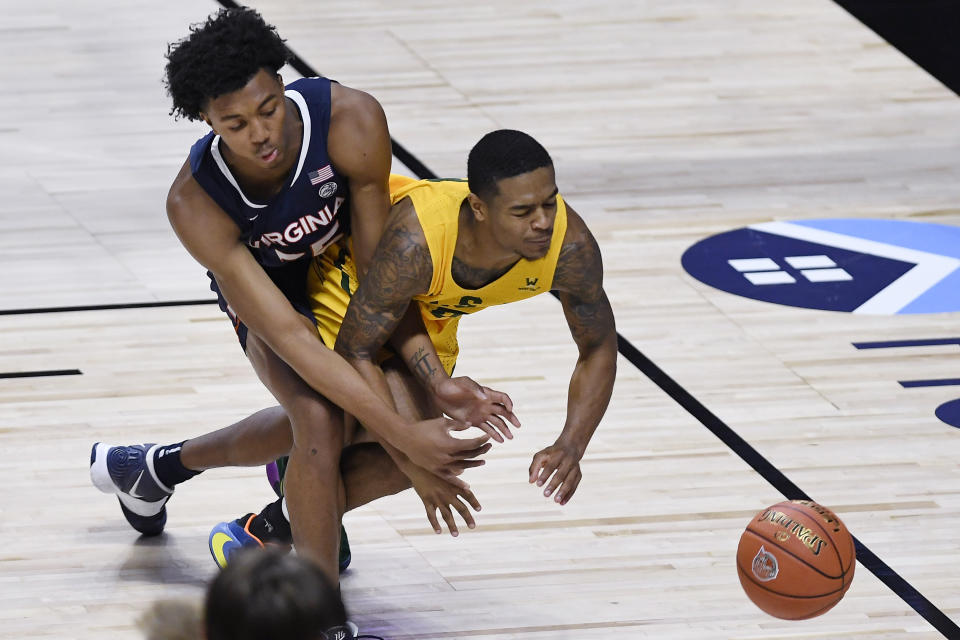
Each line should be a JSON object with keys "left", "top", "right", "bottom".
{"left": 329, "top": 81, "right": 386, "bottom": 128}
{"left": 554, "top": 201, "right": 604, "bottom": 296}
{"left": 387, "top": 194, "right": 427, "bottom": 239}
{"left": 557, "top": 202, "right": 600, "bottom": 268}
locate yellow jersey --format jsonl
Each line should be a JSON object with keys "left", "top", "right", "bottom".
{"left": 308, "top": 175, "right": 567, "bottom": 373}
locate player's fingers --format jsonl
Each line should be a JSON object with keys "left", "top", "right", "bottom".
{"left": 543, "top": 461, "right": 571, "bottom": 497}
{"left": 449, "top": 434, "right": 492, "bottom": 451}
{"left": 455, "top": 442, "right": 493, "bottom": 459}
{"left": 440, "top": 471, "right": 471, "bottom": 491}
{"left": 459, "top": 486, "right": 482, "bottom": 512}
{"left": 451, "top": 459, "right": 485, "bottom": 472}
{"left": 536, "top": 457, "right": 561, "bottom": 487}
{"left": 424, "top": 503, "right": 442, "bottom": 535}
{"left": 556, "top": 468, "right": 582, "bottom": 505}
{"left": 528, "top": 453, "right": 546, "bottom": 483}
{"left": 450, "top": 497, "right": 476, "bottom": 530}
{"left": 470, "top": 421, "right": 504, "bottom": 444}
{"left": 482, "top": 387, "right": 516, "bottom": 417}
{"left": 485, "top": 415, "right": 513, "bottom": 440}
{"left": 438, "top": 504, "right": 459, "bottom": 537}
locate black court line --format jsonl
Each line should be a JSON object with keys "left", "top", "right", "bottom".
{"left": 900, "top": 378, "right": 960, "bottom": 388}
{"left": 208, "top": 2, "right": 952, "bottom": 634}
{"left": 854, "top": 338, "right": 960, "bottom": 349}
{"left": 0, "top": 299, "right": 217, "bottom": 316}
{"left": 0, "top": 369, "right": 82, "bottom": 379}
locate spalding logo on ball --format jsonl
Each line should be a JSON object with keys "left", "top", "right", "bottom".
{"left": 737, "top": 500, "right": 856, "bottom": 620}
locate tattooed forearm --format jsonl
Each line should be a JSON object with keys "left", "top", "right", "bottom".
{"left": 335, "top": 200, "right": 433, "bottom": 362}
{"left": 409, "top": 346, "right": 440, "bottom": 383}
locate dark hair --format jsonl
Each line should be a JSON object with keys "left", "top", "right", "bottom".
{"left": 205, "top": 549, "right": 347, "bottom": 640}
{"left": 164, "top": 8, "right": 290, "bottom": 121}
{"left": 467, "top": 129, "right": 553, "bottom": 201}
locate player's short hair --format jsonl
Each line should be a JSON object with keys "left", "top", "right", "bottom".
{"left": 164, "top": 7, "right": 290, "bottom": 121}
{"left": 467, "top": 129, "right": 554, "bottom": 202}
{"left": 205, "top": 549, "right": 347, "bottom": 640}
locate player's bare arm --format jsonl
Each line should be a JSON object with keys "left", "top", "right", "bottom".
{"left": 327, "top": 84, "right": 392, "bottom": 277}
{"left": 166, "top": 162, "right": 486, "bottom": 475}
{"left": 336, "top": 196, "right": 433, "bottom": 366}
{"left": 528, "top": 205, "right": 617, "bottom": 505}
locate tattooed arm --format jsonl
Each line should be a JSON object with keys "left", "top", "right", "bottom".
{"left": 528, "top": 205, "right": 617, "bottom": 505}
{"left": 336, "top": 196, "right": 433, "bottom": 371}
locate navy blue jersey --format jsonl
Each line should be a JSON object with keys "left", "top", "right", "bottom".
{"left": 188, "top": 76, "right": 350, "bottom": 269}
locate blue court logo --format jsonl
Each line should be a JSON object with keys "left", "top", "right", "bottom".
{"left": 681, "top": 219, "right": 960, "bottom": 314}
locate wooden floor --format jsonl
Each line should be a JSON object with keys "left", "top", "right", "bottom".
{"left": 2, "top": 1, "right": 960, "bottom": 638}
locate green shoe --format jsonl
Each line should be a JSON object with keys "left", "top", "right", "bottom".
{"left": 338, "top": 524, "right": 352, "bottom": 573}
{"left": 265, "top": 456, "right": 351, "bottom": 573}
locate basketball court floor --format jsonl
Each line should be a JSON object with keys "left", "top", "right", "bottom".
{"left": 2, "top": 1, "right": 959, "bottom": 638}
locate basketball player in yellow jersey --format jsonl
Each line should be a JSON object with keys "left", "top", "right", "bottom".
{"left": 329, "top": 128, "right": 618, "bottom": 508}
{"left": 212, "top": 129, "right": 616, "bottom": 557}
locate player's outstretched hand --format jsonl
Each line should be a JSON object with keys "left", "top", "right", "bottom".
{"left": 529, "top": 441, "right": 584, "bottom": 506}
{"left": 432, "top": 376, "right": 520, "bottom": 443}
{"left": 399, "top": 416, "right": 492, "bottom": 483}
{"left": 408, "top": 465, "right": 483, "bottom": 536}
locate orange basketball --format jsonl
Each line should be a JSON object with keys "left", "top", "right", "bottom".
{"left": 737, "top": 500, "right": 855, "bottom": 620}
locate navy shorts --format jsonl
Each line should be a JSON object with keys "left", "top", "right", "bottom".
{"left": 208, "top": 258, "right": 317, "bottom": 352}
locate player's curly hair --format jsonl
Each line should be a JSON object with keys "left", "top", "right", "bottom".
{"left": 467, "top": 130, "right": 554, "bottom": 202}
{"left": 164, "top": 7, "right": 290, "bottom": 121}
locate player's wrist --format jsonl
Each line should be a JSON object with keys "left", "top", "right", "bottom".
{"left": 554, "top": 433, "right": 588, "bottom": 459}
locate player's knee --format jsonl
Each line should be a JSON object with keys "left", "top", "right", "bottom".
{"left": 289, "top": 403, "right": 343, "bottom": 453}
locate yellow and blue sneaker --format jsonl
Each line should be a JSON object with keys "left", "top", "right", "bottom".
{"left": 209, "top": 513, "right": 263, "bottom": 569}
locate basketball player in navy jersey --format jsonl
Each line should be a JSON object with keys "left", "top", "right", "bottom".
{"left": 88, "top": 8, "right": 510, "bottom": 600}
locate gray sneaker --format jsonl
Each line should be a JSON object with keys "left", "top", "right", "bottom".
{"left": 90, "top": 443, "right": 173, "bottom": 536}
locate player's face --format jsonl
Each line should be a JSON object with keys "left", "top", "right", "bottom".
{"left": 484, "top": 166, "right": 559, "bottom": 260}
{"left": 202, "top": 69, "right": 289, "bottom": 170}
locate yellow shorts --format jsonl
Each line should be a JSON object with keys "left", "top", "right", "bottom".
{"left": 307, "top": 234, "right": 458, "bottom": 375}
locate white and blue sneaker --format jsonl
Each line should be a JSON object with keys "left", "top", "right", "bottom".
{"left": 89, "top": 443, "right": 173, "bottom": 536}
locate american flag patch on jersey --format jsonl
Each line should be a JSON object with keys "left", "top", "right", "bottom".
{"left": 309, "top": 165, "right": 334, "bottom": 185}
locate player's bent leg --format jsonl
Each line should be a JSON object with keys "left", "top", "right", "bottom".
{"left": 91, "top": 406, "right": 296, "bottom": 536}
{"left": 181, "top": 406, "right": 293, "bottom": 470}
{"left": 244, "top": 331, "right": 346, "bottom": 582}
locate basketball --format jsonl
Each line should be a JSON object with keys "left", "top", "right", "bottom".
{"left": 737, "top": 500, "right": 856, "bottom": 620}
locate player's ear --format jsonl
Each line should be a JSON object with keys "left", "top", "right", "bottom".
{"left": 467, "top": 193, "right": 487, "bottom": 222}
